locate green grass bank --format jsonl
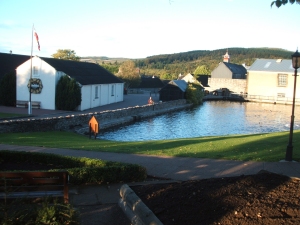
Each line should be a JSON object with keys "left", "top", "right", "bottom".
{"left": 0, "top": 130, "right": 299, "bottom": 162}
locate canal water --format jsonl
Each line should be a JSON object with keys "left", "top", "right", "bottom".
{"left": 98, "top": 101, "right": 300, "bottom": 141}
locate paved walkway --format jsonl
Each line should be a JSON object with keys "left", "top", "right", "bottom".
{"left": 0, "top": 92, "right": 160, "bottom": 119}
{"left": 1, "top": 144, "right": 300, "bottom": 180}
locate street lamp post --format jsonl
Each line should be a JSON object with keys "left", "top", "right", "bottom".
{"left": 285, "top": 49, "right": 300, "bottom": 161}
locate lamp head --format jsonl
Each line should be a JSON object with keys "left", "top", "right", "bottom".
{"left": 292, "top": 49, "right": 300, "bottom": 69}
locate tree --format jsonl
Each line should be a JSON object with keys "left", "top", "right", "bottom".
{"left": 193, "top": 65, "right": 211, "bottom": 77}
{"left": 0, "top": 72, "right": 16, "bottom": 106}
{"left": 185, "top": 82, "right": 204, "bottom": 105}
{"left": 55, "top": 75, "right": 81, "bottom": 110}
{"left": 271, "top": 0, "right": 300, "bottom": 7}
{"left": 117, "top": 60, "right": 141, "bottom": 88}
{"left": 161, "top": 73, "right": 173, "bottom": 80}
{"left": 52, "top": 49, "right": 80, "bottom": 61}
{"left": 101, "top": 63, "right": 119, "bottom": 74}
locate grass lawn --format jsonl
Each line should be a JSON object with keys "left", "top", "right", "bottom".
{"left": 0, "top": 130, "right": 299, "bottom": 162}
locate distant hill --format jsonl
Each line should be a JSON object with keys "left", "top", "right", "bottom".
{"left": 81, "top": 56, "right": 130, "bottom": 64}
{"left": 83, "top": 48, "right": 294, "bottom": 79}
{"left": 135, "top": 47, "right": 293, "bottom": 79}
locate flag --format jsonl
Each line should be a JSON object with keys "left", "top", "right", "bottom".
{"left": 34, "top": 29, "right": 40, "bottom": 51}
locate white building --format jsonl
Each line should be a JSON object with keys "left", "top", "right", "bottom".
{"left": 16, "top": 56, "right": 124, "bottom": 111}
{"left": 247, "top": 58, "right": 298, "bottom": 103}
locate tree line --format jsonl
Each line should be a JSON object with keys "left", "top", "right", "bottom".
{"left": 86, "top": 47, "right": 294, "bottom": 80}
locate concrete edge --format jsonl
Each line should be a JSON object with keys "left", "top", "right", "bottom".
{"left": 119, "top": 184, "right": 163, "bottom": 225}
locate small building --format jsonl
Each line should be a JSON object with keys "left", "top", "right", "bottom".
{"left": 159, "top": 80, "right": 187, "bottom": 101}
{"left": 208, "top": 50, "right": 247, "bottom": 94}
{"left": 247, "top": 58, "right": 298, "bottom": 103}
{"left": 211, "top": 62, "right": 247, "bottom": 79}
{"left": 196, "top": 75, "right": 209, "bottom": 87}
{"left": 16, "top": 56, "right": 124, "bottom": 111}
{"left": 131, "top": 75, "right": 165, "bottom": 94}
{"left": 178, "top": 73, "right": 198, "bottom": 83}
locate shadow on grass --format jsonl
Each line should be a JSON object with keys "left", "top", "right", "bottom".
{"left": 95, "top": 131, "right": 300, "bottom": 162}
{"left": 0, "top": 130, "right": 299, "bottom": 162}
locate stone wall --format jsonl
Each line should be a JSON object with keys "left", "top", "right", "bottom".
{"left": 0, "top": 99, "right": 190, "bottom": 134}
{"left": 208, "top": 78, "right": 247, "bottom": 94}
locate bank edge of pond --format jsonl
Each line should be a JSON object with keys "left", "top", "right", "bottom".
{"left": 75, "top": 103, "right": 193, "bottom": 135}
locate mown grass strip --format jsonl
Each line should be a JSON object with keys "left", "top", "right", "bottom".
{"left": 0, "top": 130, "right": 299, "bottom": 162}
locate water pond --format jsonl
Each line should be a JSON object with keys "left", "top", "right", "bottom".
{"left": 98, "top": 101, "right": 300, "bottom": 141}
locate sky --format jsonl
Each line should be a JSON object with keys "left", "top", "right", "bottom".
{"left": 0, "top": 0, "right": 299, "bottom": 59}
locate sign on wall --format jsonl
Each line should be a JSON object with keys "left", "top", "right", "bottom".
{"left": 27, "top": 78, "right": 43, "bottom": 94}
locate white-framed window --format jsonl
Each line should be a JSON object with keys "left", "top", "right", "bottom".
{"left": 277, "top": 93, "right": 285, "bottom": 98}
{"left": 111, "top": 85, "right": 115, "bottom": 96}
{"left": 95, "top": 86, "right": 99, "bottom": 99}
{"left": 33, "top": 66, "right": 39, "bottom": 77}
{"left": 278, "top": 74, "right": 287, "bottom": 87}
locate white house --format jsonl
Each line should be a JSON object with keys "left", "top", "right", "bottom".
{"left": 16, "top": 56, "right": 124, "bottom": 111}
{"left": 247, "top": 58, "right": 299, "bottom": 103}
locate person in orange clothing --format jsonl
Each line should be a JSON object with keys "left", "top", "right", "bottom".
{"left": 148, "top": 96, "right": 154, "bottom": 105}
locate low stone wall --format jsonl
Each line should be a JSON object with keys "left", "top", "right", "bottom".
{"left": 0, "top": 99, "right": 190, "bottom": 134}
{"left": 208, "top": 78, "right": 247, "bottom": 94}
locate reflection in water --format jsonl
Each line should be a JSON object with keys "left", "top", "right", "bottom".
{"left": 99, "top": 101, "right": 300, "bottom": 141}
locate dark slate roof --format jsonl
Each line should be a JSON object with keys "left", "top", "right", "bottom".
{"left": 0, "top": 53, "right": 30, "bottom": 80}
{"left": 40, "top": 57, "right": 123, "bottom": 85}
{"left": 248, "top": 59, "right": 294, "bottom": 73}
{"left": 161, "top": 79, "right": 171, "bottom": 85}
{"left": 136, "top": 76, "right": 164, "bottom": 88}
{"left": 223, "top": 62, "right": 247, "bottom": 74}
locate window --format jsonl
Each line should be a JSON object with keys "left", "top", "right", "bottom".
{"left": 33, "top": 66, "right": 39, "bottom": 77}
{"left": 95, "top": 86, "right": 98, "bottom": 99}
{"left": 111, "top": 85, "right": 115, "bottom": 96}
{"left": 278, "top": 74, "right": 287, "bottom": 87}
{"left": 264, "top": 62, "right": 271, "bottom": 68}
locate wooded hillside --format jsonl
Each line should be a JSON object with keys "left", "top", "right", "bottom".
{"left": 86, "top": 48, "right": 293, "bottom": 80}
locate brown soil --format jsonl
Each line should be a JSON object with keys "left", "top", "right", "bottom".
{"left": 2, "top": 163, "right": 300, "bottom": 225}
{"left": 131, "top": 171, "right": 300, "bottom": 225}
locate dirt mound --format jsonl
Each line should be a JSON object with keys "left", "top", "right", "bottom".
{"left": 131, "top": 171, "right": 300, "bottom": 225}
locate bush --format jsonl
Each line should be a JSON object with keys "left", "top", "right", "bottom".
{"left": 0, "top": 198, "right": 79, "bottom": 225}
{"left": 186, "top": 82, "right": 204, "bottom": 105}
{"left": 55, "top": 75, "right": 81, "bottom": 111}
{"left": 0, "top": 151, "right": 147, "bottom": 185}
{"left": 0, "top": 151, "right": 147, "bottom": 225}
{"left": 0, "top": 72, "right": 16, "bottom": 106}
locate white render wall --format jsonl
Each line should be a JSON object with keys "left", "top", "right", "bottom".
{"left": 79, "top": 83, "right": 124, "bottom": 111}
{"left": 17, "top": 56, "right": 124, "bottom": 111}
{"left": 17, "top": 57, "right": 57, "bottom": 110}
{"left": 246, "top": 71, "right": 299, "bottom": 99}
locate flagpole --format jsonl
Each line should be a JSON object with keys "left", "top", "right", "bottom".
{"left": 28, "top": 24, "right": 33, "bottom": 115}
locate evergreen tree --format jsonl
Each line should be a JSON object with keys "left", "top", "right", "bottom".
{"left": 0, "top": 72, "right": 16, "bottom": 106}
{"left": 55, "top": 75, "right": 81, "bottom": 110}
